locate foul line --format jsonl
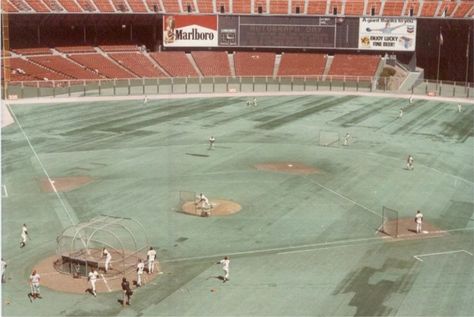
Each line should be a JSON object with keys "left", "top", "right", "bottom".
{"left": 413, "top": 249, "right": 473, "bottom": 262}
{"left": 304, "top": 176, "right": 382, "bottom": 219}
{"left": 6, "top": 104, "right": 77, "bottom": 227}
{"left": 100, "top": 274, "right": 112, "bottom": 292}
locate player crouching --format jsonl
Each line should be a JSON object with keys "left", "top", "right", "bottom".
{"left": 196, "top": 193, "right": 212, "bottom": 217}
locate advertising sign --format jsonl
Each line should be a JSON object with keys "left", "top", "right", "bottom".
{"left": 358, "top": 17, "right": 417, "bottom": 51}
{"left": 163, "top": 15, "right": 218, "bottom": 47}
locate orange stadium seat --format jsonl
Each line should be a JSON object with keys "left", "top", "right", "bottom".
{"left": 420, "top": 0, "right": 439, "bottom": 17}
{"left": 24, "top": 0, "right": 50, "bottom": 11}
{"left": 453, "top": 2, "right": 474, "bottom": 17}
{"left": 196, "top": 0, "right": 214, "bottom": 13}
{"left": 55, "top": 46, "right": 97, "bottom": 54}
{"left": 232, "top": 0, "right": 251, "bottom": 14}
{"left": 69, "top": 53, "right": 136, "bottom": 78}
{"left": 383, "top": 0, "right": 404, "bottom": 16}
{"left": 436, "top": 0, "right": 457, "bottom": 17}
{"left": 109, "top": 52, "right": 168, "bottom": 77}
{"left": 73, "top": 0, "right": 96, "bottom": 11}
{"left": 56, "top": 0, "right": 82, "bottom": 11}
{"left": 344, "top": 0, "right": 364, "bottom": 16}
{"left": 277, "top": 53, "right": 326, "bottom": 77}
{"left": 234, "top": 52, "right": 275, "bottom": 77}
{"left": 11, "top": 48, "right": 52, "bottom": 55}
{"left": 8, "top": 57, "right": 69, "bottom": 80}
{"left": 291, "top": 0, "right": 305, "bottom": 14}
{"left": 307, "top": 0, "right": 327, "bottom": 15}
{"left": 125, "top": 0, "right": 148, "bottom": 12}
{"left": 110, "top": 0, "right": 130, "bottom": 11}
{"left": 254, "top": 0, "right": 267, "bottom": 13}
{"left": 144, "top": 0, "right": 160, "bottom": 12}
{"left": 161, "top": 0, "right": 180, "bottom": 13}
{"left": 366, "top": 0, "right": 382, "bottom": 16}
{"left": 269, "top": 0, "right": 288, "bottom": 14}
{"left": 149, "top": 52, "right": 198, "bottom": 77}
{"left": 29, "top": 55, "right": 102, "bottom": 79}
{"left": 1, "top": 0, "right": 19, "bottom": 12}
{"left": 191, "top": 51, "right": 231, "bottom": 77}
{"left": 92, "top": 0, "right": 115, "bottom": 12}
{"left": 328, "top": 54, "right": 381, "bottom": 77}
{"left": 329, "top": 0, "right": 343, "bottom": 15}
{"left": 42, "top": 0, "right": 65, "bottom": 11}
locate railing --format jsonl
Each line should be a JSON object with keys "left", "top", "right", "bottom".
{"left": 3, "top": 75, "right": 473, "bottom": 99}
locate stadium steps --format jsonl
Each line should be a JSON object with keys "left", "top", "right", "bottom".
{"left": 143, "top": 50, "right": 171, "bottom": 77}
{"left": 96, "top": 47, "right": 138, "bottom": 78}
{"left": 273, "top": 53, "right": 281, "bottom": 78}
{"left": 186, "top": 53, "right": 203, "bottom": 77}
{"left": 322, "top": 55, "right": 333, "bottom": 80}
{"left": 399, "top": 69, "right": 424, "bottom": 92}
{"left": 228, "top": 52, "right": 236, "bottom": 78}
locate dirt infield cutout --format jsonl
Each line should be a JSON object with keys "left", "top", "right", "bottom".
{"left": 34, "top": 254, "right": 161, "bottom": 294}
{"left": 181, "top": 199, "right": 242, "bottom": 216}
{"left": 255, "top": 162, "right": 320, "bottom": 175}
{"left": 378, "top": 217, "right": 447, "bottom": 240}
{"left": 39, "top": 176, "right": 94, "bottom": 192}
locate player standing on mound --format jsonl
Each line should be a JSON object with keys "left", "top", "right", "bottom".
{"left": 415, "top": 210, "right": 423, "bottom": 233}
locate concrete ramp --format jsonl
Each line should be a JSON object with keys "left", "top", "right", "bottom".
{"left": 1, "top": 102, "right": 14, "bottom": 128}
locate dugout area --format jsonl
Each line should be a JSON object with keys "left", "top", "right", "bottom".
{"left": 1, "top": 94, "right": 473, "bottom": 316}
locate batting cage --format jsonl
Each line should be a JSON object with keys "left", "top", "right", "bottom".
{"left": 318, "top": 130, "right": 340, "bottom": 147}
{"left": 178, "top": 191, "right": 198, "bottom": 215}
{"left": 380, "top": 206, "right": 399, "bottom": 238}
{"left": 55, "top": 215, "right": 149, "bottom": 277}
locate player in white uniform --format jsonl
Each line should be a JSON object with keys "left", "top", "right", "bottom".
{"left": 343, "top": 133, "right": 351, "bottom": 146}
{"left": 20, "top": 224, "right": 29, "bottom": 248}
{"left": 103, "top": 248, "right": 112, "bottom": 273}
{"left": 136, "top": 259, "right": 145, "bottom": 287}
{"left": 217, "top": 256, "right": 230, "bottom": 282}
{"left": 415, "top": 210, "right": 423, "bottom": 233}
{"left": 406, "top": 155, "right": 414, "bottom": 170}
{"left": 88, "top": 269, "right": 99, "bottom": 296}
{"left": 252, "top": 97, "right": 257, "bottom": 107}
{"left": 197, "top": 193, "right": 210, "bottom": 215}
{"left": 143, "top": 95, "right": 148, "bottom": 104}
{"left": 458, "top": 104, "right": 462, "bottom": 112}
{"left": 399, "top": 108, "right": 404, "bottom": 118}
{"left": 409, "top": 95, "right": 413, "bottom": 105}
{"left": 146, "top": 247, "right": 157, "bottom": 274}
{"left": 1, "top": 258, "right": 7, "bottom": 283}
{"left": 209, "top": 136, "right": 215, "bottom": 150}
{"left": 29, "top": 270, "right": 41, "bottom": 299}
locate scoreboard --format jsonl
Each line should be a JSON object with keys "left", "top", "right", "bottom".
{"left": 218, "top": 16, "right": 359, "bottom": 49}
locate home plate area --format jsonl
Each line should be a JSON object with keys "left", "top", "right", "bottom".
{"left": 378, "top": 217, "right": 447, "bottom": 240}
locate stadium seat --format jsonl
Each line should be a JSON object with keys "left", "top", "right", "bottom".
{"left": 277, "top": 53, "right": 326, "bottom": 77}
{"left": 234, "top": 52, "right": 275, "bottom": 77}
{"left": 149, "top": 52, "right": 198, "bottom": 77}
{"left": 191, "top": 51, "right": 231, "bottom": 77}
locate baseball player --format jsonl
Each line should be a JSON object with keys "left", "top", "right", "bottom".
{"left": 143, "top": 95, "right": 148, "bottom": 104}
{"left": 399, "top": 108, "right": 404, "bottom": 119}
{"left": 406, "top": 155, "right": 414, "bottom": 170}
{"left": 458, "top": 104, "right": 462, "bottom": 113}
{"left": 197, "top": 193, "right": 210, "bottom": 212}
{"left": 343, "top": 132, "right": 351, "bottom": 146}
{"left": 1, "top": 258, "right": 7, "bottom": 283}
{"left": 136, "top": 259, "right": 145, "bottom": 287}
{"left": 88, "top": 269, "right": 99, "bottom": 296}
{"left": 121, "top": 277, "right": 133, "bottom": 306}
{"left": 252, "top": 97, "right": 257, "bottom": 107}
{"left": 409, "top": 95, "right": 413, "bottom": 105}
{"left": 103, "top": 248, "right": 112, "bottom": 273}
{"left": 208, "top": 136, "right": 215, "bottom": 150}
{"left": 217, "top": 256, "right": 230, "bottom": 282}
{"left": 20, "top": 224, "right": 29, "bottom": 248}
{"left": 415, "top": 210, "right": 423, "bottom": 233}
{"left": 29, "top": 269, "right": 41, "bottom": 299}
{"left": 146, "top": 247, "right": 157, "bottom": 274}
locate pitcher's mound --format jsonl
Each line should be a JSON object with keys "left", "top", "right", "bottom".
{"left": 255, "top": 162, "right": 319, "bottom": 175}
{"left": 181, "top": 199, "right": 241, "bottom": 216}
{"left": 39, "top": 176, "right": 94, "bottom": 192}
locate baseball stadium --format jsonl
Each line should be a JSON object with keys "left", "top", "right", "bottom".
{"left": 1, "top": 0, "right": 473, "bottom": 316}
